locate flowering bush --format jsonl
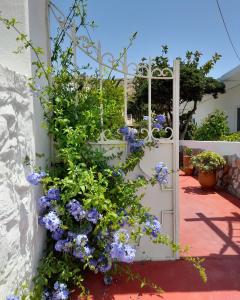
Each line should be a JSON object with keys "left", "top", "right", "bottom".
{"left": 2, "top": 3, "right": 206, "bottom": 299}
{"left": 191, "top": 151, "right": 226, "bottom": 172}
{"left": 23, "top": 153, "right": 169, "bottom": 298}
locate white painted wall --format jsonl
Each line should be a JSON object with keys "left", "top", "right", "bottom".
{"left": 193, "top": 65, "right": 240, "bottom": 132}
{"left": 0, "top": 0, "right": 50, "bottom": 297}
{"left": 180, "top": 140, "right": 240, "bottom": 156}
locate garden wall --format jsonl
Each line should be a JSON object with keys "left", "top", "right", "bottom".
{"left": 0, "top": 0, "right": 50, "bottom": 297}
{"left": 180, "top": 140, "right": 240, "bottom": 199}
{"left": 0, "top": 65, "right": 50, "bottom": 297}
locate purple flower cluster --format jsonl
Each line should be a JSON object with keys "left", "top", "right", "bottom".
{"left": 119, "top": 126, "right": 144, "bottom": 153}
{"left": 52, "top": 228, "right": 65, "bottom": 241}
{"left": 38, "top": 188, "right": 60, "bottom": 211}
{"left": 110, "top": 229, "right": 136, "bottom": 263}
{"left": 55, "top": 231, "right": 76, "bottom": 253}
{"left": 153, "top": 114, "right": 166, "bottom": 130}
{"left": 86, "top": 208, "right": 102, "bottom": 224}
{"left": 155, "top": 162, "right": 168, "bottom": 185}
{"left": 47, "top": 188, "right": 60, "bottom": 200}
{"left": 67, "top": 200, "right": 101, "bottom": 224}
{"left": 40, "top": 211, "right": 61, "bottom": 232}
{"left": 27, "top": 171, "right": 46, "bottom": 185}
{"left": 43, "top": 282, "right": 69, "bottom": 300}
{"left": 144, "top": 214, "right": 161, "bottom": 238}
{"left": 6, "top": 296, "right": 19, "bottom": 300}
{"left": 67, "top": 199, "right": 86, "bottom": 221}
{"left": 113, "top": 229, "right": 129, "bottom": 243}
{"left": 54, "top": 231, "right": 94, "bottom": 264}
{"left": 110, "top": 242, "right": 136, "bottom": 263}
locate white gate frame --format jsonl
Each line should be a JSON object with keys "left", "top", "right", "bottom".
{"left": 49, "top": 1, "right": 180, "bottom": 258}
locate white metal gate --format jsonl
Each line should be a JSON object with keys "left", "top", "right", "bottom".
{"left": 50, "top": 2, "right": 180, "bottom": 260}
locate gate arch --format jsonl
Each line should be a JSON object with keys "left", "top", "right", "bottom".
{"left": 49, "top": 1, "right": 180, "bottom": 260}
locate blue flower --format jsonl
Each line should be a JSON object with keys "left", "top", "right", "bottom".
{"left": 113, "top": 229, "right": 129, "bottom": 244}
{"left": 75, "top": 234, "right": 88, "bottom": 246}
{"left": 110, "top": 242, "right": 136, "bottom": 263}
{"left": 121, "top": 244, "right": 136, "bottom": 263}
{"left": 41, "top": 211, "right": 61, "bottom": 232}
{"left": 155, "top": 114, "right": 166, "bottom": 124}
{"left": 52, "top": 228, "right": 65, "bottom": 241}
{"left": 38, "top": 196, "right": 51, "bottom": 210}
{"left": 27, "top": 171, "right": 46, "bottom": 185}
{"left": 104, "top": 275, "right": 113, "bottom": 285}
{"left": 6, "top": 296, "right": 19, "bottom": 300}
{"left": 143, "top": 116, "right": 149, "bottom": 121}
{"left": 42, "top": 289, "right": 52, "bottom": 300}
{"left": 144, "top": 215, "right": 161, "bottom": 238}
{"left": 86, "top": 208, "right": 102, "bottom": 224}
{"left": 98, "top": 259, "right": 112, "bottom": 273}
{"left": 126, "top": 128, "right": 137, "bottom": 142}
{"left": 89, "top": 258, "right": 98, "bottom": 270}
{"left": 155, "top": 162, "right": 165, "bottom": 173}
{"left": 67, "top": 199, "right": 86, "bottom": 221}
{"left": 73, "top": 245, "right": 93, "bottom": 260}
{"left": 47, "top": 188, "right": 60, "bottom": 200}
{"left": 155, "top": 162, "right": 168, "bottom": 185}
{"left": 52, "top": 282, "right": 69, "bottom": 300}
{"left": 55, "top": 240, "right": 67, "bottom": 252}
{"left": 157, "top": 173, "right": 168, "bottom": 185}
{"left": 67, "top": 231, "right": 77, "bottom": 239}
{"left": 55, "top": 239, "right": 73, "bottom": 253}
{"left": 129, "top": 140, "right": 144, "bottom": 152}
{"left": 119, "top": 127, "right": 129, "bottom": 135}
{"left": 154, "top": 122, "right": 163, "bottom": 130}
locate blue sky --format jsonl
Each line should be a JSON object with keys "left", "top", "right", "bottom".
{"left": 51, "top": 0, "right": 240, "bottom": 78}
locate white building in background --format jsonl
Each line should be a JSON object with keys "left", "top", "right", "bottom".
{"left": 194, "top": 65, "right": 240, "bottom": 132}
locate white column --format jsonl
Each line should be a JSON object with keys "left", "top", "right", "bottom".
{"left": 148, "top": 57, "right": 152, "bottom": 140}
{"left": 172, "top": 59, "right": 180, "bottom": 258}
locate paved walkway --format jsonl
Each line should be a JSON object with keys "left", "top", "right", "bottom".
{"left": 72, "top": 174, "right": 240, "bottom": 300}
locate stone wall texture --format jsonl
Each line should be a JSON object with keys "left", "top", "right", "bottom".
{"left": 217, "top": 154, "right": 240, "bottom": 199}
{"left": 180, "top": 145, "right": 240, "bottom": 199}
{"left": 0, "top": 65, "right": 46, "bottom": 297}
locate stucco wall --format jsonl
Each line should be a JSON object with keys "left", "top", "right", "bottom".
{"left": 0, "top": 0, "right": 50, "bottom": 297}
{"left": 0, "top": 65, "right": 48, "bottom": 297}
{"left": 180, "top": 140, "right": 240, "bottom": 156}
{"left": 193, "top": 66, "right": 240, "bottom": 133}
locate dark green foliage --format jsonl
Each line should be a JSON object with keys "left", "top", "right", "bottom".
{"left": 193, "top": 110, "right": 229, "bottom": 141}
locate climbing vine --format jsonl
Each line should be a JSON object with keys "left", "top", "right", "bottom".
{"left": 1, "top": 1, "right": 206, "bottom": 299}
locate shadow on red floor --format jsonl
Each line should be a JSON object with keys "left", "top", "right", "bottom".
{"left": 71, "top": 174, "right": 240, "bottom": 300}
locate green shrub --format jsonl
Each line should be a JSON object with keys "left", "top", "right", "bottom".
{"left": 193, "top": 110, "right": 229, "bottom": 141}
{"left": 191, "top": 150, "right": 226, "bottom": 172}
{"left": 221, "top": 131, "right": 240, "bottom": 142}
{"left": 185, "top": 147, "right": 193, "bottom": 156}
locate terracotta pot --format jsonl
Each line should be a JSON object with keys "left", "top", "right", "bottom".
{"left": 183, "top": 155, "right": 193, "bottom": 176}
{"left": 198, "top": 171, "right": 217, "bottom": 188}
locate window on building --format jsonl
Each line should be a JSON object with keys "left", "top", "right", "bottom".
{"left": 237, "top": 107, "right": 240, "bottom": 131}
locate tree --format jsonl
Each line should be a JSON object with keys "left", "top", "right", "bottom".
{"left": 129, "top": 47, "right": 225, "bottom": 139}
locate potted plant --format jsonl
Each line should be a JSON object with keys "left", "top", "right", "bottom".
{"left": 183, "top": 147, "right": 194, "bottom": 175}
{"left": 191, "top": 150, "right": 226, "bottom": 188}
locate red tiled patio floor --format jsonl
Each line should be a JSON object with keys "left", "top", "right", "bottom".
{"left": 72, "top": 173, "right": 240, "bottom": 300}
